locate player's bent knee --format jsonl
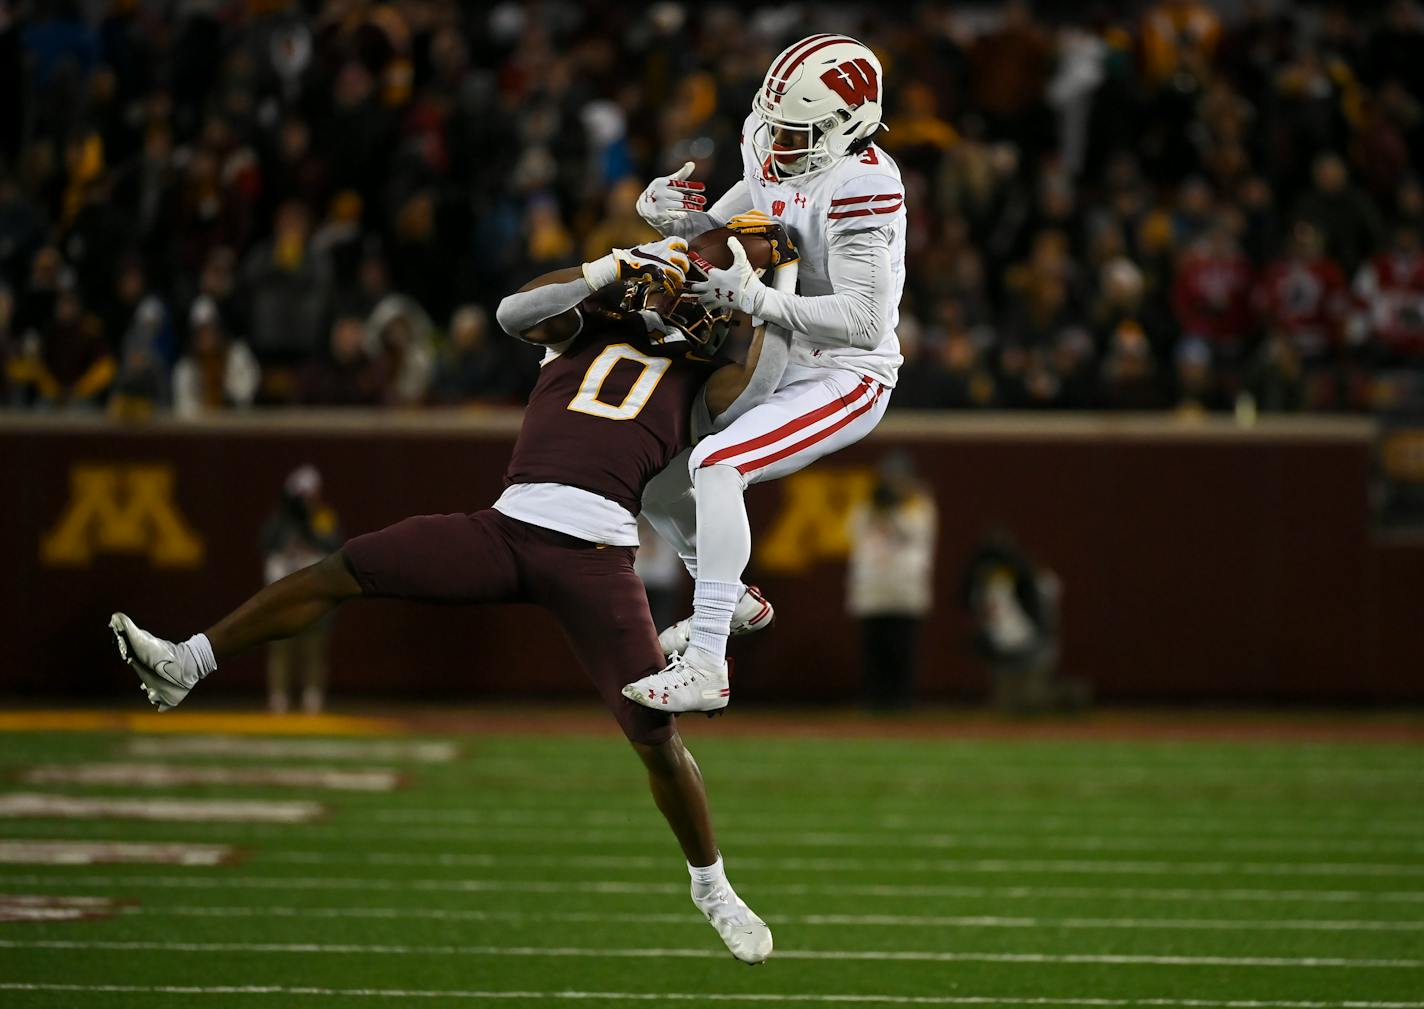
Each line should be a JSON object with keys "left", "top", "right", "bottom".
{"left": 323, "top": 550, "right": 366, "bottom": 598}
{"left": 687, "top": 443, "right": 713, "bottom": 475}
{"left": 618, "top": 702, "right": 676, "bottom": 749}
{"left": 687, "top": 447, "right": 745, "bottom": 483}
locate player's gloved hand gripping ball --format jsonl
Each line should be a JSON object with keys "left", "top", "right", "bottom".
{"left": 689, "top": 237, "right": 769, "bottom": 316}
{"left": 637, "top": 162, "right": 707, "bottom": 232}
{"left": 582, "top": 237, "right": 691, "bottom": 296}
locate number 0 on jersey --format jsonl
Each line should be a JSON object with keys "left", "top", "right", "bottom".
{"left": 567, "top": 343, "right": 672, "bottom": 421}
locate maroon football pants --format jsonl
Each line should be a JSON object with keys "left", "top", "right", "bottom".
{"left": 342, "top": 509, "right": 673, "bottom": 745}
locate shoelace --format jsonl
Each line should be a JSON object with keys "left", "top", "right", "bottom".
{"left": 644, "top": 656, "right": 709, "bottom": 691}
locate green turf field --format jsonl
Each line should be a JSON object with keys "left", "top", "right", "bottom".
{"left": 0, "top": 717, "right": 1422, "bottom": 1007}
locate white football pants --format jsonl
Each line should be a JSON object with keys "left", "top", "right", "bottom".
{"left": 641, "top": 364, "right": 890, "bottom": 582}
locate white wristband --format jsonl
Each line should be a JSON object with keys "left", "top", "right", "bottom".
{"left": 581, "top": 254, "right": 620, "bottom": 292}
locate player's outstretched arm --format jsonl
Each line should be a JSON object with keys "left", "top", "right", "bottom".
{"left": 496, "top": 267, "right": 588, "bottom": 345}
{"left": 638, "top": 162, "right": 753, "bottom": 239}
{"left": 495, "top": 239, "right": 691, "bottom": 345}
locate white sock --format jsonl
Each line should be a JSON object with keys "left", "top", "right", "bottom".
{"left": 688, "top": 853, "right": 727, "bottom": 896}
{"left": 177, "top": 633, "right": 218, "bottom": 685}
{"left": 689, "top": 580, "right": 740, "bottom": 665}
{"left": 687, "top": 464, "right": 751, "bottom": 666}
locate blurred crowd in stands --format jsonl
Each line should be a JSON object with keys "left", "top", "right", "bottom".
{"left": 2, "top": 0, "right": 1423, "bottom": 416}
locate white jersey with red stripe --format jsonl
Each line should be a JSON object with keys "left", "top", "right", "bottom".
{"left": 735, "top": 110, "right": 906, "bottom": 387}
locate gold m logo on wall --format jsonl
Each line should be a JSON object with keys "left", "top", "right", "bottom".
{"left": 41, "top": 464, "right": 205, "bottom": 568}
{"left": 1381, "top": 429, "right": 1424, "bottom": 483}
{"left": 757, "top": 467, "right": 875, "bottom": 574}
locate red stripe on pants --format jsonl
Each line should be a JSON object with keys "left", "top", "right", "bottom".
{"left": 734, "top": 386, "right": 883, "bottom": 476}
{"left": 700, "top": 377, "right": 875, "bottom": 468}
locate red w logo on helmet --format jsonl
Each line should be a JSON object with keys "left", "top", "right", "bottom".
{"left": 820, "top": 58, "right": 878, "bottom": 107}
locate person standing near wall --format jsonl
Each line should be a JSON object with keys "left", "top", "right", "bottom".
{"left": 261, "top": 465, "right": 342, "bottom": 714}
{"left": 959, "top": 530, "right": 1089, "bottom": 713}
{"left": 846, "top": 452, "right": 938, "bottom": 710}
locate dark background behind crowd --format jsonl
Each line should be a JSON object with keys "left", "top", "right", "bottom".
{"left": 2, "top": 0, "right": 1423, "bottom": 417}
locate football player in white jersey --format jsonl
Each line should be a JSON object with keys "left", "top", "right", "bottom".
{"left": 622, "top": 34, "right": 907, "bottom": 714}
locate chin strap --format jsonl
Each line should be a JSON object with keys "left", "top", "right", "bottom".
{"left": 845, "top": 123, "right": 884, "bottom": 156}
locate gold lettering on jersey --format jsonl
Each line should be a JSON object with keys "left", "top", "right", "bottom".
{"left": 41, "top": 463, "right": 205, "bottom": 568}
{"left": 757, "top": 466, "right": 875, "bottom": 573}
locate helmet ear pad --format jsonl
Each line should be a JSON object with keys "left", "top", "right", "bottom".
{"left": 824, "top": 101, "right": 883, "bottom": 158}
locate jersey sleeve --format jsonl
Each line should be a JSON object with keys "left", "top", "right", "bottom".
{"left": 825, "top": 170, "right": 905, "bottom": 237}
{"left": 750, "top": 167, "right": 899, "bottom": 350}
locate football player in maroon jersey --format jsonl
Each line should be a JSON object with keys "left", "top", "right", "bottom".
{"left": 108, "top": 231, "right": 792, "bottom": 964}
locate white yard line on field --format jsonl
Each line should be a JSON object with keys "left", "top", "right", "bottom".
{"left": 342, "top": 812, "right": 1424, "bottom": 854}
{"left": 363, "top": 806, "right": 1424, "bottom": 839}
{"left": 1, "top": 983, "right": 1422, "bottom": 1007}
{"left": 1, "top": 939, "right": 1422, "bottom": 969}
{"left": 381, "top": 794, "right": 1424, "bottom": 828}
{"left": 259, "top": 848, "right": 1424, "bottom": 878}
{"left": 457, "top": 755, "right": 1424, "bottom": 780}
{"left": 2, "top": 872, "right": 1421, "bottom": 904}
{"left": 93, "top": 819, "right": 1424, "bottom": 855}
{"left": 125, "top": 904, "right": 1424, "bottom": 932}
{"left": 9, "top": 800, "right": 1418, "bottom": 848}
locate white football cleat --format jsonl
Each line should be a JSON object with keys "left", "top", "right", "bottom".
{"left": 658, "top": 585, "right": 774, "bottom": 658}
{"left": 621, "top": 653, "right": 729, "bottom": 714}
{"left": 694, "top": 882, "right": 773, "bottom": 965}
{"left": 109, "top": 613, "right": 196, "bottom": 711}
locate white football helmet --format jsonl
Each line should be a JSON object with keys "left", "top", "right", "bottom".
{"left": 751, "top": 34, "right": 885, "bottom": 182}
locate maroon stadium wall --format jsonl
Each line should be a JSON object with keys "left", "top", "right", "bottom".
{"left": 2, "top": 413, "right": 1419, "bottom": 703}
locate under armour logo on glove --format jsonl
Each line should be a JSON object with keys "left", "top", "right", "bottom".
{"left": 687, "top": 238, "right": 768, "bottom": 315}
{"left": 637, "top": 162, "right": 706, "bottom": 232}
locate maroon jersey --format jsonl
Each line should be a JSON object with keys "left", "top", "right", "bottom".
{"left": 504, "top": 302, "right": 718, "bottom": 514}
{"left": 1254, "top": 256, "right": 1348, "bottom": 358}
{"left": 1172, "top": 249, "right": 1256, "bottom": 350}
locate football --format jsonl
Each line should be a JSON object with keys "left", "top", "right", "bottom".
{"left": 641, "top": 227, "right": 778, "bottom": 327}
{"left": 688, "top": 227, "right": 776, "bottom": 277}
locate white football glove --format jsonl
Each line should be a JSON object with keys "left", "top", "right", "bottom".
{"left": 637, "top": 162, "right": 707, "bottom": 233}
{"left": 687, "top": 237, "right": 767, "bottom": 316}
{"left": 583, "top": 237, "right": 691, "bottom": 293}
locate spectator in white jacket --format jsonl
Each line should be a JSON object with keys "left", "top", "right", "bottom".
{"left": 847, "top": 452, "right": 938, "bottom": 710}
{"left": 172, "top": 296, "right": 259, "bottom": 418}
